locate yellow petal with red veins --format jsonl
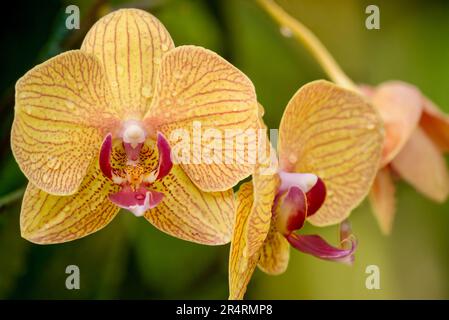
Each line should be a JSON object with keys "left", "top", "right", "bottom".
{"left": 81, "top": 8, "right": 174, "bottom": 119}
{"left": 144, "top": 45, "right": 259, "bottom": 192}
{"left": 12, "top": 50, "right": 118, "bottom": 195}
{"left": 392, "top": 128, "right": 449, "bottom": 202}
{"left": 21, "top": 159, "right": 120, "bottom": 244}
{"left": 278, "top": 80, "right": 383, "bottom": 226}
{"left": 370, "top": 81, "right": 423, "bottom": 166}
{"left": 228, "top": 168, "right": 279, "bottom": 299}
{"left": 145, "top": 165, "right": 235, "bottom": 245}
{"left": 369, "top": 168, "right": 396, "bottom": 235}
{"left": 258, "top": 228, "right": 290, "bottom": 275}
{"left": 421, "top": 97, "right": 449, "bottom": 152}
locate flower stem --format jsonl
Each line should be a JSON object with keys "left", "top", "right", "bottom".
{"left": 256, "top": 0, "right": 357, "bottom": 91}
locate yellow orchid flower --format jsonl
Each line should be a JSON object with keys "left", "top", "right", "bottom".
{"left": 11, "top": 9, "right": 260, "bottom": 244}
{"left": 256, "top": 0, "right": 449, "bottom": 235}
{"left": 229, "top": 80, "right": 384, "bottom": 300}
{"left": 361, "top": 82, "right": 449, "bottom": 234}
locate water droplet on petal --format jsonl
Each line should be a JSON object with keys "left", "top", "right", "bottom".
{"left": 280, "top": 26, "right": 293, "bottom": 37}
{"left": 110, "top": 81, "right": 118, "bottom": 88}
{"left": 117, "top": 65, "right": 124, "bottom": 75}
{"left": 154, "top": 57, "right": 161, "bottom": 65}
{"left": 288, "top": 154, "right": 297, "bottom": 164}
{"left": 174, "top": 70, "right": 183, "bottom": 79}
{"left": 366, "top": 123, "right": 375, "bottom": 130}
{"left": 161, "top": 43, "right": 169, "bottom": 52}
{"left": 141, "top": 85, "right": 153, "bottom": 98}
{"left": 65, "top": 100, "right": 75, "bottom": 110}
{"left": 42, "top": 173, "right": 49, "bottom": 183}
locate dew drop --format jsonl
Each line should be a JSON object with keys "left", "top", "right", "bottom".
{"left": 42, "top": 173, "right": 50, "bottom": 183}
{"left": 154, "top": 57, "right": 161, "bottom": 65}
{"left": 24, "top": 106, "right": 32, "bottom": 115}
{"left": 141, "top": 85, "right": 153, "bottom": 98}
{"left": 366, "top": 123, "right": 375, "bottom": 130}
{"left": 161, "top": 43, "right": 169, "bottom": 52}
{"left": 110, "top": 81, "right": 118, "bottom": 88}
{"left": 280, "top": 26, "right": 293, "bottom": 38}
{"left": 65, "top": 100, "right": 75, "bottom": 110}
{"left": 174, "top": 70, "right": 183, "bottom": 79}
{"left": 48, "top": 157, "right": 61, "bottom": 170}
{"left": 288, "top": 153, "right": 297, "bottom": 164}
{"left": 117, "top": 65, "right": 124, "bottom": 75}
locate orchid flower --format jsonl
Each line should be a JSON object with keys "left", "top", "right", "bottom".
{"left": 228, "top": 80, "right": 384, "bottom": 299}
{"left": 12, "top": 9, "right": 260, "bottom": 244}
{"left": 361, "top": 82, "right": 449, "bottom": 234}
{"left": 256, "top": 0, "right": 449, "bottom": 235}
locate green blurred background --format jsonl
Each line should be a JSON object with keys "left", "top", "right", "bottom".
{"left": 1, "top": 0, "right": 449, "bottom": 299}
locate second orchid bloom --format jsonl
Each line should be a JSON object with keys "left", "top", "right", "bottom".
{"left": 229, "top": 81, "right": 384, "bottom": 299}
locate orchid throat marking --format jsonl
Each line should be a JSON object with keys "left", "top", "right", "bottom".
{"left": 99, "top": 121, "right": 173, "bottom": 217}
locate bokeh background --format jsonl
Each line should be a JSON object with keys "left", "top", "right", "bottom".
{"left": 1, "top": 0, "right": 449, "bottom": 299}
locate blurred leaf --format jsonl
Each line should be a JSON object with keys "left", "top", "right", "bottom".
{"left": 156, "top": 0, "right": 223, "bottom": 53}
{"left": 15, "top": 215, "right": 128, "bottom": 299}
{"left": 126, "top": 215, "right": 227, "bottom": 298}
{"left": 0, "top": 204, "right": 29, "bottom": 298}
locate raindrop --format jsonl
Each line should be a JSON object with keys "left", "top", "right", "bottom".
{"left": 161, "top": 43, "right": 169, "bottom": 52}
{"left": 174, "top": 70, "right": 183, "bottom": 79}
{"left": 42, "top": 173, "right": 50, "bottom": 183}
{"left": 141, "top": 85, "right": 153, "bottom": 98}
{"left": 280, "top": 26, "right": 293, "bottom": 38}
{"left": 288, "top": 154, "right": 297, "bottom": 164}
{"left": 48, "top": 157, "right": 61, "bottom": 170}
{"left": 65, "top": 100, "right": 75, "bottom": 110}
{"left": 117, "top": 65, "right": 124, "bottom": 75}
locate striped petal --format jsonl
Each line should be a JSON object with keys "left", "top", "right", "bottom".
{"left": 144, "top": 165, "right": 235, "bottom": 245}
{"left": 20, "top": 159, "right": 120, "bottom": 244}
{"left": 258, "top": 228, "right": 290, "bottom": 275}
{"left": 144, "top": 45, "right": 259, "bottom": 192}
{"left": 421, "top": 97, "right": 449, "bottom": 152}
{"left": 81, "top": 9, "right": 174, "bottom": 119}
{"left": 228, "top": 169, "right": 279, "bottom": 299}
{"left": 12, "top": 50, "right": 118, "bottom": 195}
{"left": 369, "top": 168, "right": 396, "bottom": 235}
{"left": 392, "top": 128, "right": 449, "bottom": 202}
{"left": 370, "top": 81, "right": 423, "bottom": 166}
{"left": 278, "top": 80, "right": 383, "bottom": 226}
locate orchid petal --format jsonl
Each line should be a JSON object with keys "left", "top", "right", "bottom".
{"left": 392, "top": 128, "right": 449, "bottom": 202}
{"left": 421, "top": 97, "right": 449, "bottom": 152}
{"left": 370, "top": 81, "right": 423, "bottom": 166}
{"left": 12, "top": 50, "right": 118, "bottom": 195}
{"left": 20, "top": 159, "right": 120, "bottom": 244}
{"left": 144, "top": 45, "right": 259, "bottom": 192}
{"left": 278, "top": 80, "right": 383, "bottom": 226}
{"left": 155, "top": 132, "right": 173, "bottom": 180}
{"left": 258, "top": 229, "right": 290, "bottom": 275}
{"left": 81, "top": 9, "right": 174, "bottom": 119}
{"left": 99, "top": 133, "right": 113, "bottom": 180}
{"left": 286, "top": 233, "right": 356, "bottom": 265}
{"left": 369, "top": 168, "right": 396, "bottom": 235}
{"left": 229, "top": 168, "right": 279, "bottom": 299}
{"left": 145, "top": 165, "right": 235, "bottom": 245}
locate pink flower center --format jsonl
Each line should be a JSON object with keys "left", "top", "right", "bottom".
{"left": 99, "top": 122, "right": 173, "bottom": 217}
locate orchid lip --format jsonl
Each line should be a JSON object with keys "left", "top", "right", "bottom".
{"left": 109, "top": 185, "right": 164, "bottom": 217}
{"left": 274, "top": 172, "right": 326, "bottom": 234}
{"left": 286, "top": 220, "right": 357, "bottom": 265}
